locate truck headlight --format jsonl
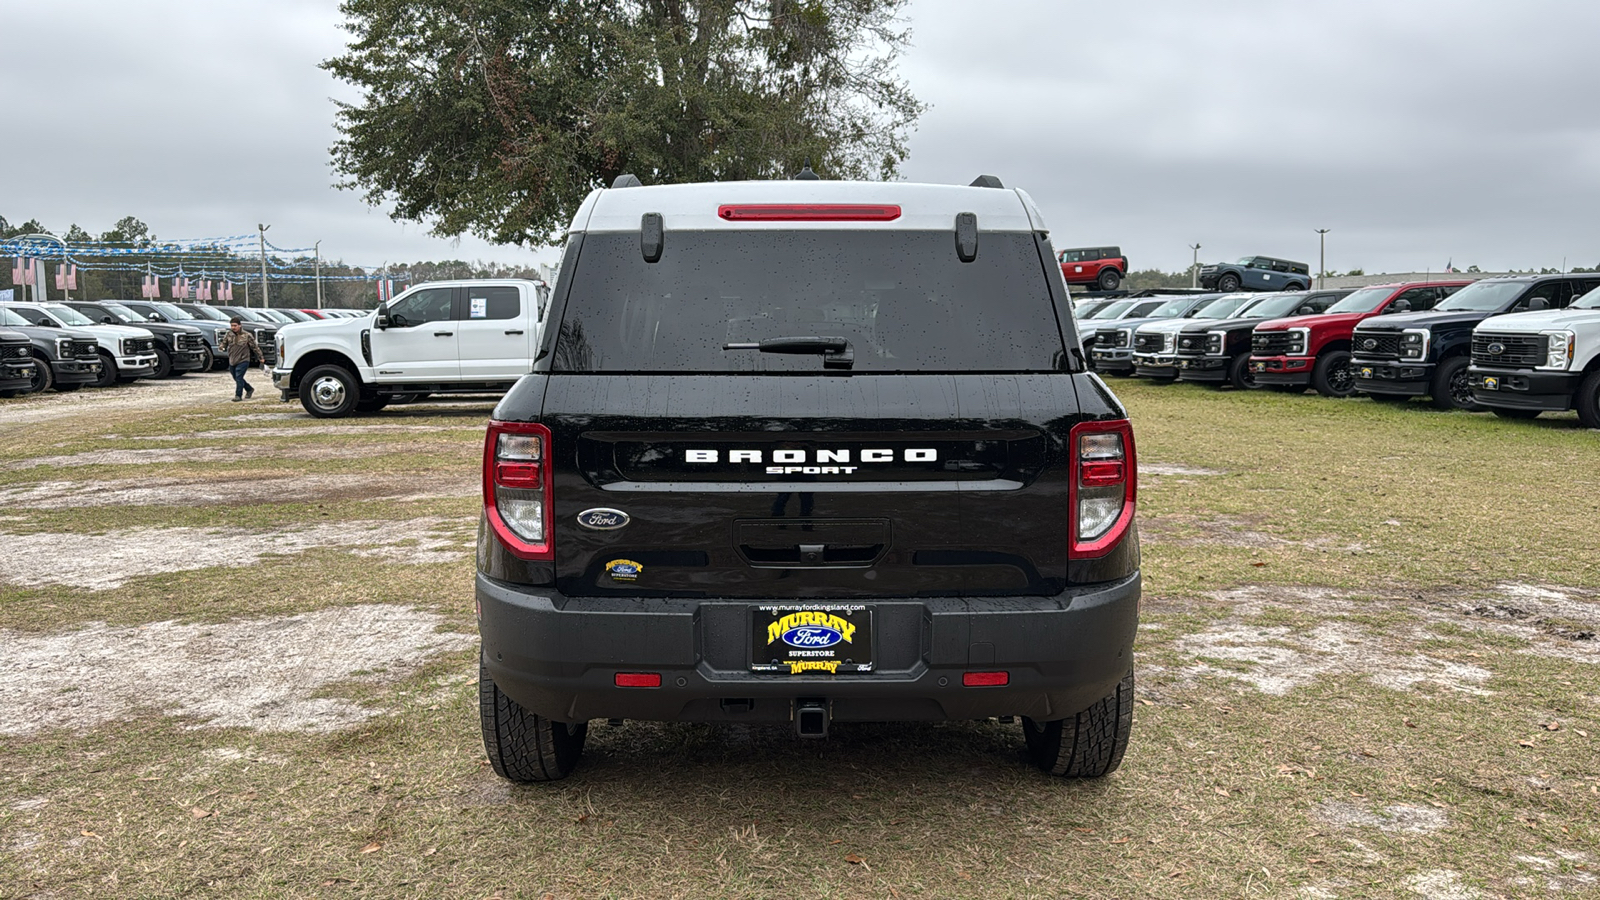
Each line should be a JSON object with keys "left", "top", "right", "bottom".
{"left": 1287, "top": 327, "right": 1309, "bottom": 355}
{"left": 276, "top": 336, "right": 285, "bottom": 360}
{"left": 1401, "top": 329, "right": 1429, "bottom": 360}
{"left": 56, "top": 338, "right": 72, "bottom": 359}
{"left": 1541, "top": 330, "right": 1575, "bottom": 370}
{"left": 1206, "top": 331, "right": 1226, "bottom": 356}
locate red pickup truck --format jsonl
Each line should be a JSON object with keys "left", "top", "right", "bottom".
{"left": 1058, "top": 246, "right": 1128, "bottom": 292}
{"left": 1248, "top": 281, "right": 1470, "bottom": 397}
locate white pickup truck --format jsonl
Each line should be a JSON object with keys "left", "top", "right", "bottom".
{"left": 1467, "top": 284, "right": 1600, "bottom": 427}
{"left": 271, "top": 279, "right": 548, "bottom": 417}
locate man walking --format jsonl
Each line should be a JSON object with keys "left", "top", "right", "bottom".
{"left": 219, "top": 317, "right": 263, "bottom": 401}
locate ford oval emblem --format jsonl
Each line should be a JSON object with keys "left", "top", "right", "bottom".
{"left": 1362, "top": 338, "right": 1376, "bottom": 350}
{"left": 781, "top": 625, "right": 844, "bottom": 649}
{"left": 576, "top": 508, "right": 630, "bottom": 530}
{"left": 1487, "top": 342, "right": 1506, "bottom": 355}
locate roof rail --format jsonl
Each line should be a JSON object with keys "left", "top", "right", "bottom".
{"left": 611, "top": 174, "right": 643, "bottom": 189}
{"left": 969, "top": 175, "right": 1004, "bottom": 189}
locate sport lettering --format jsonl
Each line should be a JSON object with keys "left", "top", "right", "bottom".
{"left": 685, "top": 448, "right": 936, "bottom": 465}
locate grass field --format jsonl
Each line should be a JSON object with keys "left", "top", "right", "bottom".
{"left": 1, "top": 374, "right": 1597, "bottom": 899}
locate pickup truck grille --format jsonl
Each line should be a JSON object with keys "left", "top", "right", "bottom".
{"left": 1133, "top": 332, "right": 1167, "bottom": 353}
{"left": 69, "top": 340, "right": 98, "bottom": 359}
{"left": 1175, "top": 333, "right": 1208, "bottom": 356}
{"left": 1096, "top": 327, "right": 1128, "bottom": 348}
{"left": 175, "top": 333, "right": 202, "bottom": 351}
{"left": 1251, "top": 332, "right": 1295, "bottom": 356}
{"left": 126, "top": 338, "right": 154, "bottom": 354}
{"left": 1, "top": 344, "right": 29, "bottom": 361}
{"left": 1354, "top": 332, "right": 1402, "bottom": 359}
{"left": 1472, "top": 332, "right": 1546, "bottom": 369}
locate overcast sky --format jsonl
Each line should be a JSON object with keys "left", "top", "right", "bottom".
{"left": 4, "top": 0, "right": 1600, "bottom": 274}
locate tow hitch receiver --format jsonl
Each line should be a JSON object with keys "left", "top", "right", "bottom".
{"left": 794, "top": 699, "right": 830, "bottom": 739}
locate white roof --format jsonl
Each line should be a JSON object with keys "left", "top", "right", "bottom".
{"left": 574, "top": 179, "right": 1045, "bottom": 234}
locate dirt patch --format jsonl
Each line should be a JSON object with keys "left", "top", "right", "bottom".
{"left": 1511, "top": 851, "right": 1598, "bottom": 893}
{"left": 0, "top": 473, "right": 477, "bottom": 508}
{"left": 0, "top": 518, "right": 472, "bottom": 590}
{"left": 1404, "top": 870, "right": 1481, "bottom": 899}
{"left": 0, "top": 374, "right": 227, "bottom": 427}
{"left": 1434, "top": 583, "right": 1600, "bottom": 664}
{"left": 1315, "top": 800, "right": 1451, "bottom": 834}
{"left": 7, "top": 440, "right": 455, "bottom": 470}
{"left": 1141, "top": 462, "right": 1226, "bottom": 477}
{"left": 0, "top": 604, "right": 473, "bottom": 735}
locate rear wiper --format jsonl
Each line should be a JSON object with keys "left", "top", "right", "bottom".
{"left": 724, "top": 335, "right": 854, "bottom": 370}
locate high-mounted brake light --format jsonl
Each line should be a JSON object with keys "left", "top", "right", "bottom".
{"left": 1068, "top": 419, "right": 1137, "bottom": 558}
{"left": 483, "top": 420, "right": 554, "bottom": 560}
{"left": 717, "top": 204, "right": 902, "bottom": 222}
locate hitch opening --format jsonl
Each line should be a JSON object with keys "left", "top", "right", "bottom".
{"left": 794, "top": 699, "right": 830, "bottom": 739}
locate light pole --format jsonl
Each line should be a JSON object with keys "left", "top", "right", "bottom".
{"left": 1315, "top": 228, "right": 1330, "bottom": 289}
{"left": 1189, "top": 243, "right": 1201, "bottom": 289}
{"left": 314, "top": 240, "right": 323, "bottom": 309}
{"left": 257, "top": 223, "right": 271, "bottom": 309}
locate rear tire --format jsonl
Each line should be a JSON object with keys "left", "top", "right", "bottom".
{"left": 1023, "top": 670, "right": 1133, "bottom": 778}
{"left": 1428, "top": 356, "right": 1478, "bottom": 411}
{"left": 298, "top": 364, "right": 359, "bottom": 418}
{"left": 1576, "top": 371, "right": 1600, "bottom": 429}
{"left": 480, "top": 658, "right": 587, "bottom": 782}
{"left": 1217, "top": 273, "right": 1241, "bottom": 292}
{"left": 1226, "top": 353, "right": 1257, "bottom": 390}
{"left": 1491, "top": 407, "right": 1541, "bottom": 420}
{"left": 1312, "top": 350, "right": 1355, "bottom": 398}
{"left": 1097, "top": 268, "right": 1122, "bottom": 292}
{"left": 92, "top": 352, "right": 118, "bottom": 388}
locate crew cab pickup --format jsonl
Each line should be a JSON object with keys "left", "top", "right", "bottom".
{"left": 2, "top": 300, "right": 158, "bottom": 387}
{"left": 1199, "top": 256, "right": 1310, "bottom": 292}
{"left": 272, "top": 279, "right": 546, "bottom": 417}
{"left": 1467, "top": 283, "right": 1600, "bottom": 426}
{"left": 1174, "top": 289, "right": 1351, "bottom": 389}
{"left": 1352, "top": 274, "right": 1596, "bottom": 410}
{"left": 1131, "top": 292, "right": 1263, "bottom": 378}
{"left": 67, "top": 301, "right": 209, "bottom": 378}
{"left": 0, "top": 306, "right": 101, "bottom": 393}
{"left": 1248, "top": 281, "right": 1469, "bottom": 396}
{"left": 1090, "top": 293, "right": 1227, "bottom": 376}
{"left": 1058, "top": 246, "right": 1128, "bottom": 292}
{"left": 477, "top": 175, "right": 1139, "bottom": 782}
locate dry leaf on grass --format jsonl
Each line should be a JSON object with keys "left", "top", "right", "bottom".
{"left": 360, "top": 841, "right": 382, "bottom": 854}
{"left": 190, "top": 807, "right": 211, "bottom": 819}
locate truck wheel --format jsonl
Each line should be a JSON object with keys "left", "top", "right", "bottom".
{"left": 28, "top": 355, "right": 54, "bottom": 393}
{"left": 1097, "top": 268, "right": 1122, "bottom": 292}
{"left": 1312, "top": 350, "right": 1355, "bottom": 397}
{"left": 92, "top": 352, "right": 118, "bottom": 388}
{"left": 1428, "top": 356, "right": 1478, "bottom": 411}
{"left": 198, "top": 345, "right": 215, "bottom": 371}
{"left": 1217, "top": 273, "right": 1241, "bottom": 292}
{"left": 1023, "top": 669, "right": 1133, "bottom": 778}
{"left": 1226, "top": 353, "right": 1257, "bottom": 389}
{"left": 1491, "top": 408, "right": 1541, "bottom": 420}
{"left": 152, "top": 347, "right": 173, "bottom": 379}
{"left": 480, "top": 658, "right": 587, "bottom": 782}
{"left": 299, "top": 364, "right": 359, "bottom": 418}
{"left": 1577, "top": 371, "right": 1600, "bottom": 429}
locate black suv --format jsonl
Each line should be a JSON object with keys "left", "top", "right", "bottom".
{"left": 0, "top": 306, "right": 101, "bottom": 394}
{"left": 1174, "top": 290, "right": 1351, "bottom": 389}
{"left": 477, "top": 177, "right": 1141, "bottom": 781}
{"left": 67, "top": 301, "right": 210, "bottom": 378}
{"left": 1350, "top": 274, "right": 1600, "bottom": 410}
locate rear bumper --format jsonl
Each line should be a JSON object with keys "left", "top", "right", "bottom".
{"left": 1351, "top": 359, "right": 1431, "bottom": 396}
{"left": 1467, "top": 365, "right": 1578, "bottom": 411}
{"left": 478, "top": 572, "right": 1140, "bottom": 724}
{"left": 1250, "top": 355, "right": 1313, "bottom": 386}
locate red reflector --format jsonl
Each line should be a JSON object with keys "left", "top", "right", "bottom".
{"left": 495, "top": 461, "right": 542, "bottom": 488}
{"left": 614, "top": 673, "right": 662, "bottom": 688}
{"left": 717, "top": 203, "right": 902, "bottom": 222}
{"left": 962, "top": 671, "right": 1009, "bottom": 687}
{"left": 1080, "top": 460, "right": 1125, "bottom": 487}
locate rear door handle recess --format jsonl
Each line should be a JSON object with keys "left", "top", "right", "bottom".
{"left": 505, "top": 330, "right": 524, "bottom": 335}
{"left": 434, "top": 331, "right": 453, "bottom": 337}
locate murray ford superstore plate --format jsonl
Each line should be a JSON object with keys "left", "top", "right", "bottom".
{"left": 751, "top": 605, "right": 874, "bottom": 674}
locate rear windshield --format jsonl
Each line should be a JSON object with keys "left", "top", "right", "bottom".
{"left": 553, "top": 230, "right": 1064, "bottom": 373}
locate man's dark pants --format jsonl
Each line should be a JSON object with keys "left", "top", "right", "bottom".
{"left": 231, "top": 361, "right": 253, "bottom": 398}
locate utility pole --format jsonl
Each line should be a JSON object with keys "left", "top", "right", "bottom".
{"left": 257, "top": 223, "right": 271, "bottom": 309}
{"left": 1315, "top": 229, "right": 1331, "bottom": 289}
{"left": 1189, "top": 244, "right": 1201, "bottom": 289}
{"left": 314, "top": 240, "right": 323, "bottom": 309}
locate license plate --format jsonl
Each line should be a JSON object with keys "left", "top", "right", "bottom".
{"left": 1251, "top": 362, "right": 1266, "bottom": 372}
{"left": 751, "top": 605, "right": 873, "bottom": 674}
{"left": 1360, "top": 367, "right": 1374, "bottom": 379}
{"left": 1482, "top": 377, "right": 1499, "bottom": 391}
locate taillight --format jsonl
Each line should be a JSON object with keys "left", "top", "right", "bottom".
{"left": 1069, "top": 420, "right": 1136, "bottom": 557}
{"left": 483, "top": 420, "right": 553, "bottom": 560}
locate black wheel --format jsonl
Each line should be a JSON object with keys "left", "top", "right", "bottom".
{"left": 1267, "top": 383, "right": 1304, "bottom": 394}
{"left": 1576, "top": 371, "right": 1600, "bottom": 429}
{"left": 1217, "top": 273, "right": 1241, "bottom": 292}
{"left": 91, "top": 352, "right": 118, "bottom": 388}
{"left": 354, "top": 396, "right": 391, "bottom": 413}
{"left": 1226, "top": 353, "right": 1257, "bottom": 390}
{"left": 1097, "top": 268, "right": 1122, "bottom": 292}
{"left": 152, "top": 347, "right": 173, "bottom": 379}
{"left": 28, "top": 354, "right": 54, "bottom": 394}
{"left": 1312, "top": 350, "right": 1355, "bottom": 398}
{"left": 1023, "top": 670, "right": 1133, "bottom": 778}
{"left": 480, "top": 657, "right": 587, "bottom": 782}
{"left": 1491, "top": 407, "right": 1541, "bottom": 420}
{"left": 1428, "top": 356, "right": 1478, "bottom": 411}
{"left": 198, "top": 345, "right": 215, "bottom": 371}
{"left": 1282, "top": 282, "right": 1306, "bottom": 292}
{"left": 298, "top": 364, "right": 360, "bottom": 418}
